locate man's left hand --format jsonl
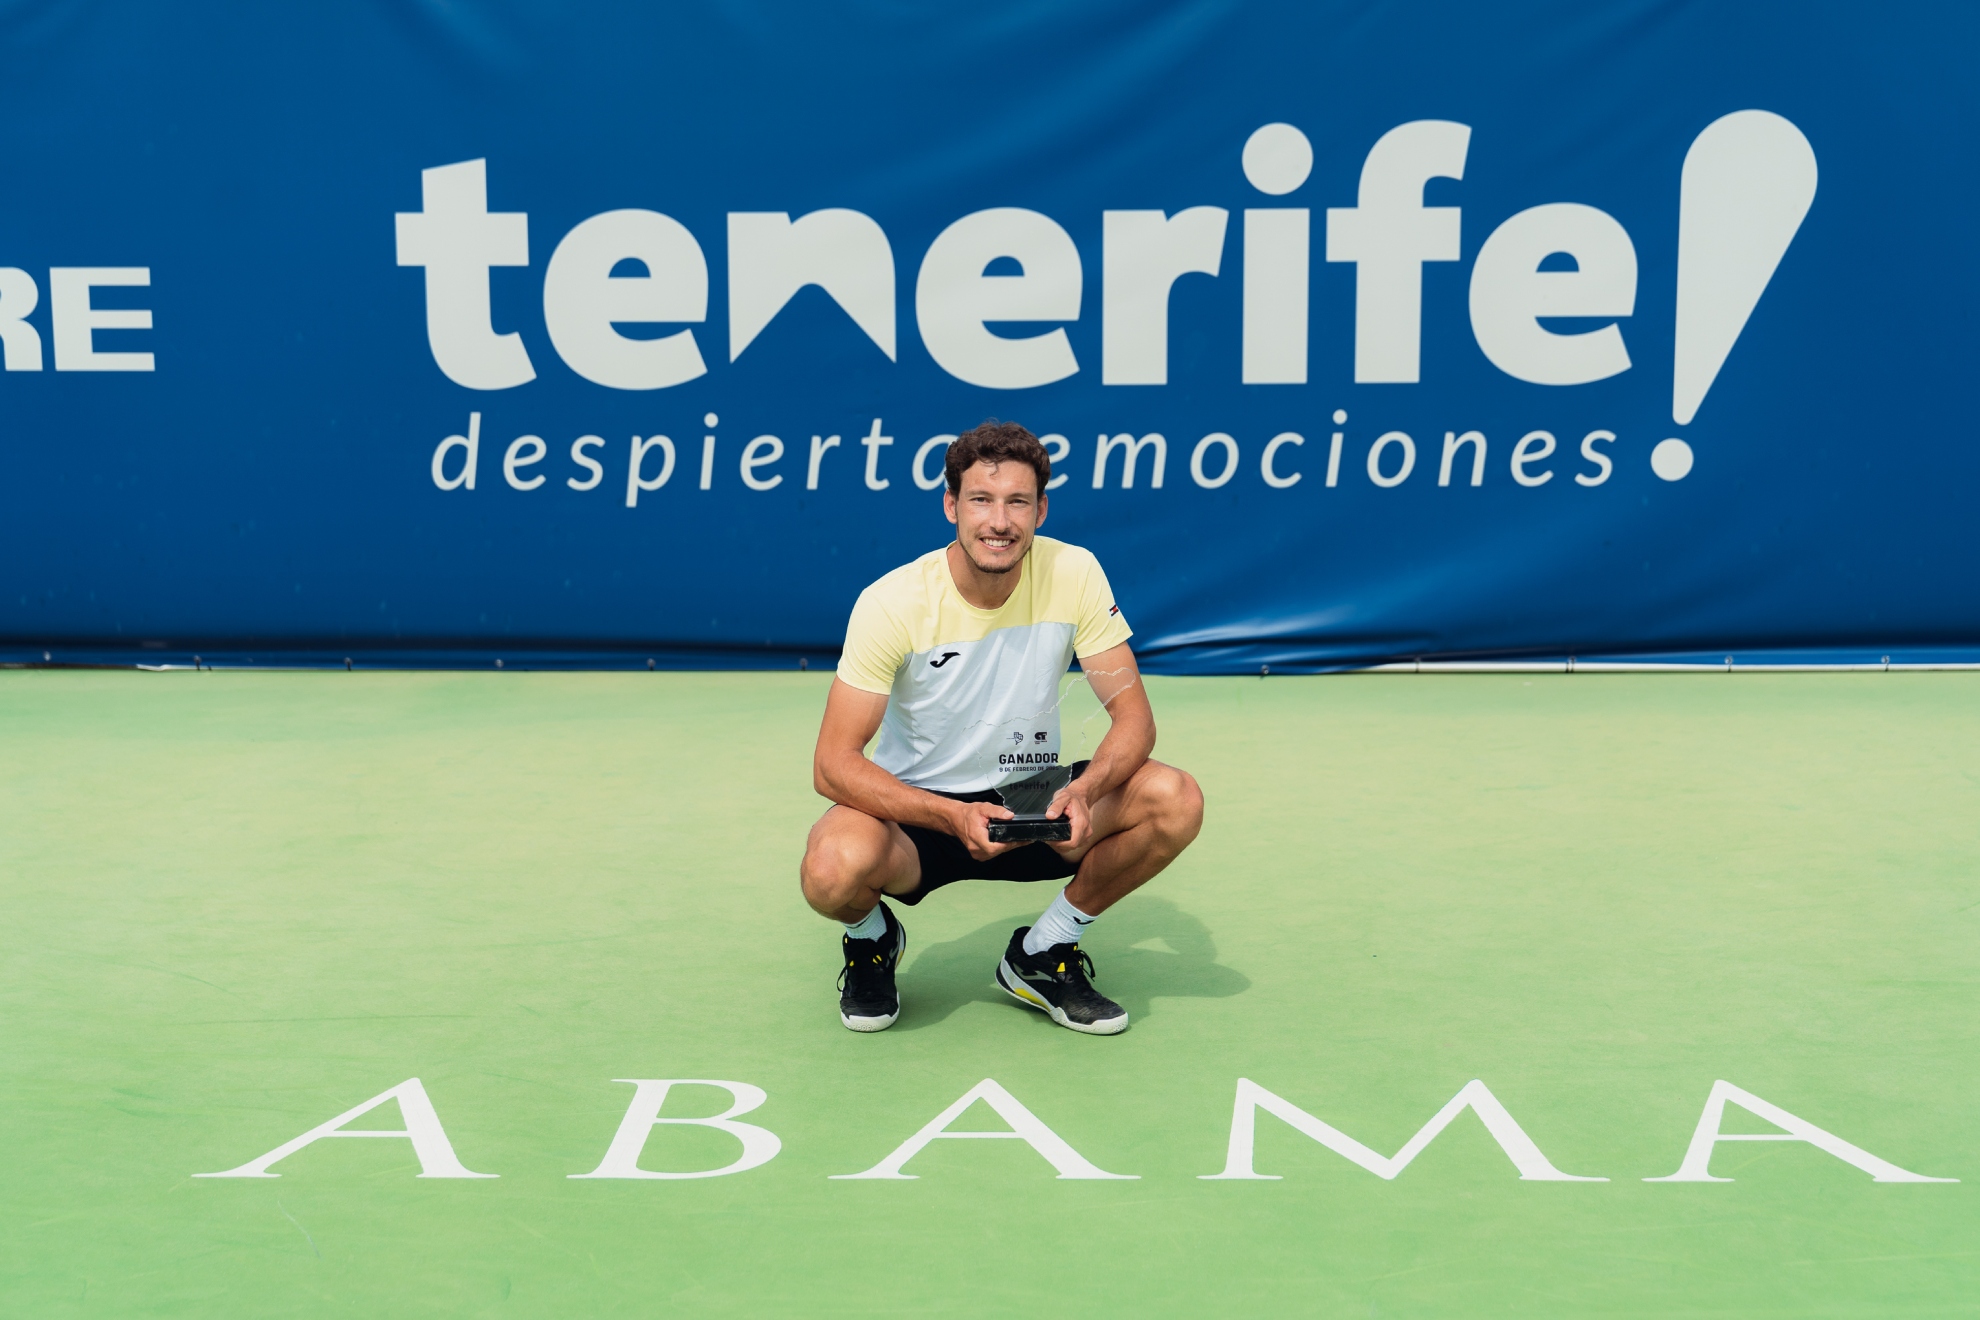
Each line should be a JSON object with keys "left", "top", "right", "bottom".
{"left": 1045, "top": 782, "right": 1092, "bottom": 855}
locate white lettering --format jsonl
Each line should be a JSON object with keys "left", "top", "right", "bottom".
{"left": 832, "top": 1078, "right": 1136, "bottom": 1180}
{"left": 1674, "top": 111, "right": 1818, "bottom": 426}
{"left": 626, "top": 435, "right": 677, "bottom": 506}
{"left": 1470, "top": 203, "right": 1637, "bottom": 385}
{"left": 1576, "top": 429, "right": 1615, "bottom": 486}
{"left": 1439, "top": 429, "right": 1486, "bottom": 487}
{"left": 1190, "top": 432, "right": 1239, "bottom": 488}
{"left": 1041, "top": 433, "right": 1070, "bottom": 491}
{"left": 568, "top": 435, "right": 605, "bottom": 490}
{"left": 543, "top": 210, "right": 707, "bottom": 390}
{"left": 1202, "top": 1078, "right": 1603, "bottom": 1182}
{"left": 394, "top": 160, "right": 533, "bottom": 389}
{"left": 1261, "top": 432, "right": 1304, "bottom": 489}
{"left": 194, "top": 1078, "right": 494, "bottom": 1179}
{"left": 0, "top": 267, "right": 43, "bottom": 370}
{"left": 431, "top": 412, "right": 480, "bottom": 491}
{"left": 1367, "top": 431, "right": 1416, "bottom": 487}
{"left": 1243, "top": 210, "right": 1309, "bottom": 384}
{"left": 1510, "top": 430, "right": 1556, "bottom": 486}
{"left": 1241, "top": 123, "right": 1313, "bottom": 384}
{"left": 50, "top": 267, "right": 152, "bottom": 372}
{"left": 571, "top": 1080, "right": 781, "bottom": 1180}
{"left": 1102, "top": 207, "right": 1226, "bottom": 385}
{"left": 913, "top": 434, "right": 954, "bottom": 491}
{"left": 727, "top": 209, "right": 895, "bottom": 362}
{"left": 915, "top": 209, "right": 1081, "bottom": 389}
{"left": 740, "top": 434, "right": 784, "bottom": 491}
{"left": 1093, "top": 432, "right": 1166, "bottom": 489}
{"left": 807, "top": 433, "right": 842, "bottom": 490}
{"left": 503, "top": 434, "right": 546, "bottom": 490}
{"left": 1646, "top": 1080, "right": 1955, "bottom": 1184}
{"left": 1326, "top": 121, "right": 1471, "bottom": 383}
{"left": 861, "top": 418, "right": 892, "bottom": 490}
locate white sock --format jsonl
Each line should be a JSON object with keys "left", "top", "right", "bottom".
{"left": 842, "top": 904, "right": 888, "bottom": 942}
{"left": 1023, "top": 889, "right": 1096, "bottom": 955}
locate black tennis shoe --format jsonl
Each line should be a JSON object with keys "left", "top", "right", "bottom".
{"left": 838, "top": 902, "right": 905, "bottom": 1032}
{"left": 995, "top": 926, "right": 1128, "bottom": 1035}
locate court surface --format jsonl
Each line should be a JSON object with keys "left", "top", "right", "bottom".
{"left": 3, "top": 670, "right": 1976, "bottom": 1316}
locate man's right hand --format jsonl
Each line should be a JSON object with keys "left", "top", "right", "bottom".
{"left": 951, "top": 799, "right": 1022, "bottom": 861}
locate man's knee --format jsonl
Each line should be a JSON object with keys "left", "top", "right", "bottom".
{"left": 1136, "top": 763, "right": 1204, "bottom": 845}
{"left": 800, "top": 814, "right": 892, "bottom": 908}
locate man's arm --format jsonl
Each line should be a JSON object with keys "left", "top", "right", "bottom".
{"left": 1046, "top": 641, "right": 1155, "bottom": 849}
{"left": 812, "top": 678, "right": 1022, "bottom": 859}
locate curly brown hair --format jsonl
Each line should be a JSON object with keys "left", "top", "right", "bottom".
{"left": 944, "top": 420, "right": 1050, "bottom": 497}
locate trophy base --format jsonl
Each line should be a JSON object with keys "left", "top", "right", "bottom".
{"left": 988, "top": 817, "right": 1072, "bottom": 844}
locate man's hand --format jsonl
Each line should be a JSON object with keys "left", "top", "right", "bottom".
{"left": 951, "top": 799, "right": 1024, "bottom": 861}
{"left": 1044, "top": 781, "right": 1093, "bottom": 855}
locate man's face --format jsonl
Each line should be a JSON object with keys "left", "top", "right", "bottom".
{"left": 944, "top": 460, "right": 1046, "bottom": 575}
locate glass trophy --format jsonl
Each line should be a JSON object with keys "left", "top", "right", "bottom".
{"left": 978, "top": 666, "right": 1127, "bottom": 844}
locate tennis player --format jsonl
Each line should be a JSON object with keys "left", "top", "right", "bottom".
{"left": 800, "top": 421, "right": 1204, "bottom": 1035}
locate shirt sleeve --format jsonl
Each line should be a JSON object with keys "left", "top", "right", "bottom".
{"left": 835, "top": 583, "right": 910, "bottom": 695}
{"left": 1071, "top": 550, "right": 1133, "bottom": 658}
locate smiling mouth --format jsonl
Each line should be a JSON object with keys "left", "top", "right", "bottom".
{"left": 979, "top": 535, "right": 1016, "bottom": 552}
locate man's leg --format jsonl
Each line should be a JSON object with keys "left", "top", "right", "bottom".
{"left": 801, "top": 805, "right": 922, "bottom": 1033}
{"left": 995, "top": 760, "right": 1204, "bottom": 1036}
{"left": 800, "top": 804, "right": 921, "bottom": 923}
{"left": 1060, "top": 759, "right": 1204, "bottom": 914}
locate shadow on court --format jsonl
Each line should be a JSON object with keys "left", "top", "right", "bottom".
{"left": 892, "top": 895, "right": 1250, "bottom": 1031}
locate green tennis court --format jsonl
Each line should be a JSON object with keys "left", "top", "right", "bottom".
{"left": 4, "top": 670, "right": 1975, "bottom": 1316}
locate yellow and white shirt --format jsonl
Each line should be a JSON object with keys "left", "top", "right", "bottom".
{"left": 837, "top": 536, "right": 1132, "bottom": 792}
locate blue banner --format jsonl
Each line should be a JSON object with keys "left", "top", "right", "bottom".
{"left": 1, "top": 1, "right": 1974, "bottom": 670}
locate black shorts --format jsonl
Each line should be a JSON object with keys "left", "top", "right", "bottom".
{"left": 893, "top": 761, "right": 1089, "bottom": 907}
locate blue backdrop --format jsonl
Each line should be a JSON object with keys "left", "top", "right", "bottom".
{"left": 1, "top": 0, "right": 1974, "bottom": 671}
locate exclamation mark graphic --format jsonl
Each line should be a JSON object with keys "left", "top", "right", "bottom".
{"left": 1658, "top": 111, "right": 1818, "bottom": 480}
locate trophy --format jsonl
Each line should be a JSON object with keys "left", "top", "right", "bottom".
{"left": 978, "top": 668, "right": 1123, "bottom": 844}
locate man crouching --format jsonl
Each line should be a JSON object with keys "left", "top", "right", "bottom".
{"left": 799, "top": 421, "right": 1204, "bottom": 1035}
